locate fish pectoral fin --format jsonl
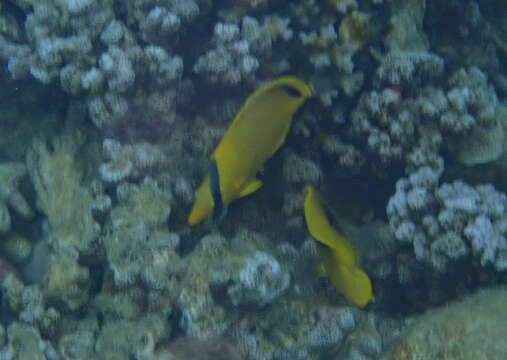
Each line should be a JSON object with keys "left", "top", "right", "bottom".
{"left": 237, "top": 178, "right": 263, "bottom": 198}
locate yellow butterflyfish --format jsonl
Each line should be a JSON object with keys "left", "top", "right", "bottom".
{"left": 188, "top": 76, "right": 312, "bottom": 225}
{"left": 304, "top": 185, "right": 374, "bottom": 308}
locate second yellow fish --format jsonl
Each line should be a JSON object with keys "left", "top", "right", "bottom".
{"left": 188, "top": 76, "right": 312, "bottom": 225}
{"left": 304, "top": 185, "right": 374, "bottom": 308}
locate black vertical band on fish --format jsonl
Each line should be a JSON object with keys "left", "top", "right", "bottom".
{"left": 280, "top": 84, "right": 303, "bottom": 98}
{"left": 208, "top": 159, "right": 223, "bottom": 219}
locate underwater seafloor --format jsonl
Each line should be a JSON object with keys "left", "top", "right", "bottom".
{"left": 0, "top": 0, "right": 507, "bottom": 359}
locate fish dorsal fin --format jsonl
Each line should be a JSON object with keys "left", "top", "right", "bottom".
{"left": 232, "top": 76, "right": 312, "bottom": 127}
{"left": 304, "top": 186, "right": 341, "bottom": 249}
{"left": 221, "top": 77, "right": 312, "bottom": 159}
{"left": 237, "top": 178, "right": 263, "bottom": 198}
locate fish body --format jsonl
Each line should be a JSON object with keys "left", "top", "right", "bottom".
{"left": 188, "top": 76, "right": 312, "bottom": 225}
{"left": 304, "top": 185, "right": 374, "bottom": 308}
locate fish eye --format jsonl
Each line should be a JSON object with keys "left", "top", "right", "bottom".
{"left": 280, "top": 85, "right": 303, "bottom": 98}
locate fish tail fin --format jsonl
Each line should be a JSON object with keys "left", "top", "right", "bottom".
{"left": 338, "top": 264, "right": 375, "bottom": 307}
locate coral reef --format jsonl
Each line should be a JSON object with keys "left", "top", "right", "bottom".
{"left": 387, "top": 166, "right": 507, "bottom": 274}
{"left": 0, "top": 162, "right": 32, "bottom": 233}
{"left": 27, "top": 131, "right": 106, "bottom": 256}
{"left": 26, "top": 131, "right": 107, "bottom": 310}
{"left": 0, "top": 233, "right": 32, "bottom": 265}
{"left": 103, "top": 179, "right": 175, "bottom": 287}
{"left": 382, "top": 288, "right": 507, "bottom": 360}
{"left": 164, "top": 336, "right": 244, "bottom": 360}
{"left": 99, "top": 138, "right": 167, "bottom": 183}
{"left": 193, "top": 18, "right": 269, "bottom": 85}
{"left": 349, "top": 54, "right": 504, "bottom": 174}
{"left": 228, "top": 250, "right": 290, "bottom": 307}
{"left": 0, "top": 274, "right": 60, "bottom": 340}
{"left": 0, "top": 321, "right": 59, "bottom": 360}
{"left": 384, "top": 0, "right": 428, "bottom": 52}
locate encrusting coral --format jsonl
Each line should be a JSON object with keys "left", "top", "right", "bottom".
{"left": 382, "top": 288, "right": 507, "bottom": 360}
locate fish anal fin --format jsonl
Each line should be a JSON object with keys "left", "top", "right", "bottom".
{"left": 238, "top": 178, "right": 263, "bottom": 198}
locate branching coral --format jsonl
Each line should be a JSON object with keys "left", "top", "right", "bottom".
{"left": 387, "top": 166, "right": 507, "bottom": 273}
{"left": 27, "top": 131, "right": 106, "bottom": 255}
{"left": 0, "top": 0, "right": 188, "bottom": 133}
{"left": 193, "top": 17, "right": 270, "bottom": 85}
{"left": 349, "top": 53, "right": 505, "bottom": 174}
{"left": 27, "top": 131, "right": 110, "bottom": 310}
{"left": 0, "top": 322, "right": 59, "bottom": 359}
{"left": 0, "top": 274, "right": 60, "bottom": 339}
{"left": 104, "top": 179, "right": 176, "bottom": 287}
{"left": 99, "top": 138, "right": 167, "bottom": 183}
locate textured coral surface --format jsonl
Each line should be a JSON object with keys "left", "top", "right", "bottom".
{"left": 382, "top": 288, "right": 507, "bottom": 360}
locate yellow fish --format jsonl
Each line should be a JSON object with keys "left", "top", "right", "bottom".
{"left": 304, "top": 185, "right": 374, "bottom": 308}
{"left": 188, "top": 76, "right": 312, "bottom": 225}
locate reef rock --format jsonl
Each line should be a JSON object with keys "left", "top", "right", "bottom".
{"left": 383, "top": 288, "right": 507, "bottom": 360}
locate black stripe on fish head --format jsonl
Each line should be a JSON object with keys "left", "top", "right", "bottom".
{"left": 280, "top": 84, "right": 304, "bottom": 98}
